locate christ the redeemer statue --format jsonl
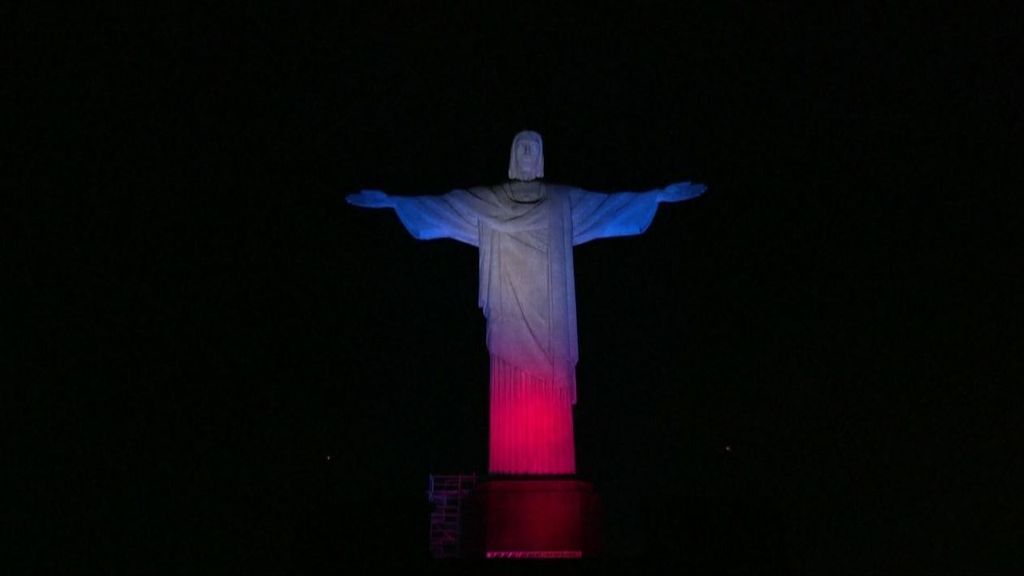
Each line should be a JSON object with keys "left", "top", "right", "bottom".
{"left": 347, "top": 131, "right": 705, "bottom": 475}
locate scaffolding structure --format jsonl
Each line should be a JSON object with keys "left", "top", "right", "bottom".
{"left": 426, "top": 474, "right": 477, "bottom": 558}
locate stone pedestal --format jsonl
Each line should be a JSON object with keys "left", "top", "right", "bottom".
{"left": 463, "top": 479, "right": 601, "bottom": 559}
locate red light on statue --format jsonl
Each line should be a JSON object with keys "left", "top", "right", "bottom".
{"left": 489, "top": 357, "right": 575, "bottom": 474}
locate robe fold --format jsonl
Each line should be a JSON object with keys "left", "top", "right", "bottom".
{"left": 392, "top": 181, "right": 663, "bottom": 474}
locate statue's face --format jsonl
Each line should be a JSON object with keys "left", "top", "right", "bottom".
{"left": 515, "top": 139, "right": 541, "bottom": 177}
{"left": 508, "top": 130, "right": 544, "bottom": 181}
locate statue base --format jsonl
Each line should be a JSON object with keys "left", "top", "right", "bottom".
{"left": 463, "top": 478, "right": 601, "bottom": 559}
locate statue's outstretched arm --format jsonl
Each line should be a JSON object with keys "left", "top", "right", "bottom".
{"left": 570, "top": 180, "right": 707, "bottom": 245}
{"left": 657, "top": 181, "right": 708, "bottom": 203}
{"left": 346, "top": 189, "right": 394, "bottom": 209}
{"left": 347, "top": 187, "right": 485, "bottom": 246}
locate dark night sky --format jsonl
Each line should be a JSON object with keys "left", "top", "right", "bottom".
{"left": 8, "top": 2, "right": 1022, "bottom": 572}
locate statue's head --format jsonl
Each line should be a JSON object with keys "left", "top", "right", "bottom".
{"left": 508, "top": 130, "right": 544, "bottom": 181}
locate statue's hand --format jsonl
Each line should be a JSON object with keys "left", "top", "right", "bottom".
{"left": 659, "top": 181, "right": 707, "bottom": 203}
{"left": 346, "top": 189, "right": 393, "bottom": 209}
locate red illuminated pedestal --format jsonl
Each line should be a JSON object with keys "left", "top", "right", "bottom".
{"left": 463, "top": 479, "right": 601, "bottom": 559}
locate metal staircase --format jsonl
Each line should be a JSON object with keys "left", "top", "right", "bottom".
{"left": 427, "top": 474, "right": 477, "bottom": 558}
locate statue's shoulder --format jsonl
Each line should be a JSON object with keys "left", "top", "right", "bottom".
{"left": 537, "top": 183, "right": 578, "bottom": 204}
{"left": 543, "top": 183, "right": 573, "bottom": 195}
{"left": 456, "top": 184, "right": 499, "bottom": 200}
{"left": 460, "top": 184, "right": 501, "bottom": 198}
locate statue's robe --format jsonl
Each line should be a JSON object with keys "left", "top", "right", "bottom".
{"left": 392, "top": 181, "right": 664, "bottom": 474}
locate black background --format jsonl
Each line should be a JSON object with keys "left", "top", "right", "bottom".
{"left": 8, "top": 2, "right": 1021, "bottom": 572}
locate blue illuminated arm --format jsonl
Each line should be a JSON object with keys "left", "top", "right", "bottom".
{"left": 346, "top": 189, "right": 393, "bottom": 208}
{"left": 347, "top": 188, "right": 485, "bottom": 246}
{"left": 570, "top": 181, "right": 706, "bottom": 245}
